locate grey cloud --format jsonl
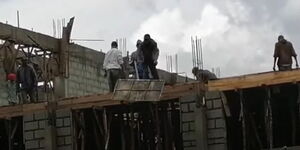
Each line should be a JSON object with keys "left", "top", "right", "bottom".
{"left": 1, "top": 0, "right": 300, "bottom": 77}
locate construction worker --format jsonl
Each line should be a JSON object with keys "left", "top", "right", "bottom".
{"left": 16, "top": 58, "right": 37, "bottom": 103}
{"left": 103, "top": 41, "right": 124, "bottom": 92}
{"left": 140, "top": 34, "right": 159, "bottom": 79}
{"left": 130, "top": 39, "right": 144, "bottom": 79}
{"left": 273, "top": 35, "right": 299, "bottom": 71}
{"left": 7, "top": 73, "right": 17, "bottom": 104}
{"left": 192, "top": 67, "right": 217, "bottom": 83}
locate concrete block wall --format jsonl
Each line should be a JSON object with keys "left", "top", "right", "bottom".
{"left": 23, "top": 110, "right": 72, "bottom": 150}
{"left": 180, "top": 95, "right": 197, "bottom": 150}
{"left": 23, "top": 44, "right": 109, "bottom": 150}
{"left": 56, "top": 110, "right": 72, "bottom": 150}
{"left": 23, "top": 112, "right": 48, "bottom": 150}
{"left": 205, "top": 91, "right": 227, "bottom": 150}
{"left": 65, "top": 44, "right": 108, "bottom": 97}
{"left": 53, "top": 44, "right": 109, "bottom": 150}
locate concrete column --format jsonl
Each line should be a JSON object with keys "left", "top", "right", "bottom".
{"left": 54, "top": 77, "right": 66, "bottom": 99}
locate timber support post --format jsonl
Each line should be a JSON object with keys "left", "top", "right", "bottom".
{"left": 265, "top": 87, "right": 273, "bottom": 150}
{"left": 44, "top": 101, "right": 57, "bottom": 150}
{"left": 239, "top": 90, "right": 247, "bottom": 150}
{"left": 195, "top": 93, "right": 208, "bottom": 150}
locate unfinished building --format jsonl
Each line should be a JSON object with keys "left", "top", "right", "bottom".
{"left": 0, "top": 18, "right": 300, "bottom": 150}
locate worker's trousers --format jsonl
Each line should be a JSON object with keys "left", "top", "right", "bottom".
{"left": 107, "top": 69, "right": 122, "bottom": 92}
{"left": 136, "top": 63, "right": 145, "bottom": 79}
{"left": 143, "top": 63, "right": 159, "bottom": 79}
{"left": 278, "top": 64, "right": 292, "bottom": 71}
{"left": 19, "top": 88, "right": 36, "bottom": 104}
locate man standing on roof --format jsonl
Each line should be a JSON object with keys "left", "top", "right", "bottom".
{"left": 16, "top": 58, "right": 37, "bottom": 103}
{"left": 273, "top": 35, "right": 299, "bottom": 71}
{"left": 140, "top": 34, "right": 159, "bottom": 79}
{"left": 103, "top": 41, "right": 124, "bottom": 92}
{"left": 130, "top": 39, "right": 144, "bottom": 79}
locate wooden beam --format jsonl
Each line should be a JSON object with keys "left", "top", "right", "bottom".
{"left": 161, "top": 81, "right": 205, "bottom": 100}
{"left": 0, "top": 22, "right": 60, "bottom": 51}
{"left": 208, "top": 69, "right": 300, "bottom": 91}
{"left": 0, "top": 81, "right": 205, "bottom": 119}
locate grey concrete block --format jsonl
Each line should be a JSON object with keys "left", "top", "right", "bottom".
{"left": 57, "top": 145, "right": 72, "bottom": 150}
{"left": 189, "top": 103, "right": 196, "bottom": 112}
{"left": 208, "top": 138, "right": 226, "bottom": 145}
{"left": 182, "top": 113, "right": 195, "bottom": 122}
{"left": 208, "top": 139, "right": 214, "bottom": 144}
{"left": 180, "top": 95, "right": 197, "bottom": 103}
{"left": 191, "top": 141, "right": 196, "bottom": 146}
{"left": 182, "top": 132, "right": 196, "bottom": 140}
{"left": 25, "top": 140, "right": 39, "bottom": 149}
{"left": 207, "top": 120, "right": 215, "bottom": 129}
{"left": 57, "top": 127, "right": 71, "bottom": 136}
{"left": 34, "top": 130, "right": 45, "bottom": 139}
{"left": 63, "top": 118, "right": 71, "bottom": 126}
{"left": 214, "top": 138, "right": 226, "bottom": 144}
{"left": 65, "top": 136, "right": 72, "bottom": 145}
{"left": 23, "top": 114, "right": 34, "bottom": 122}
{"left": 38, "top": 120, "right": 46, "bottom": 129}
{"left": 208, "top": 144, "right": 226, "bottom": 150}
{"left": 216, "top": 119, "right": 225, "bottom": 128}
{"left": 181, "top": 103, "right": 189, "bottom": 113}
{"left": 56, "top": 118, "right": 63, "bottom": 127}
{"left": 182, "top": 123, "right": 189, "bottom": 132}
{"left": 24, "top": 131, "right": 34, "bottom": 140}
{"left": 56, "top": 110, "right": 70, "bottom": 118}
{"left": 189, "top": 122, "right": 195, "bottom": 131}
{"left": 213, "top": 99, "right": 222, "bottom": 108}
{"left": 57, "top": 137, "right": 65, "bottom": 146}
{"left": 24, "top": 122, "right": 38, "bottom": 131}
{"left": 183, "top": 141, "right": 193, "bottom": 147}
{"left": 208, "top": 129, "right": 226, "bottom": 139}
{"left": 39, "top": 139, "right": 45, "bottom": 148}
{"left": 206, "top": 100, "right": 213, "bottom": 109}
{"left": 34, "top": 111, "right": 47, "bottom": 120}
{"left": 206, "top": 109, "right": 223, "bottom": 119}
{"left": 205, "top": 91, "right": 221, "bottom": 100}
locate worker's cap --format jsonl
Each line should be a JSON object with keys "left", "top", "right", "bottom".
{"left": 7, "top": 73, "right": 16, "bottom": 81}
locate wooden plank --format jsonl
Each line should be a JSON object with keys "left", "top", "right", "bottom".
{"left": 0, "top": 102, "right": 47, "bottom": 119}
{"left": 0, "top": 81, "right": 205, "bottom": 119}
{"left": 0, "top": 22, "right": 60, "bottom": 51}
{"left": 208, "top": 69, "right": 300, "bottom": 91}
{"left": 161, "top": 81, "right": 205, "bottom": 100}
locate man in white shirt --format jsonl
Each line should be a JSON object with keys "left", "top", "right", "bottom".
{"left": 103, "top": 41, "right": 124, "bottom": 92}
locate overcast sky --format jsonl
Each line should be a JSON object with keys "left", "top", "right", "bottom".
{"left": 1, "top": 0, "right": 300, "bottom": 77}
